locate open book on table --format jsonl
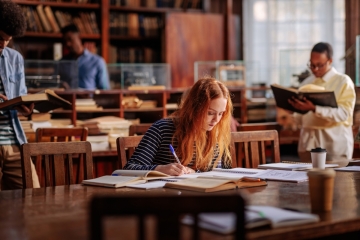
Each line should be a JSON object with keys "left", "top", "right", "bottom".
{"left": 206, "top": 168, "right": 308, "bottom": 183}
{"left": 182, "top": 205, "right": 319, "bottom": 234}
{"left": 0, "top": 89, "right": 71, "bottom": 113}
{"left": 258, "top": 162, "right": 339, "bottom": 171}
{"left": 271, "top": 83, "right": 337, "bottom": 114}
{"left": 111, "top": 169, "right": 171, "bottom": 180}
{"left": 82, "top": 176, "right": 147, "bottom": 188}
{"left": 82, "top": 170, "right": 171, "bottom": 188}
{"left": 163, "top": 176, "right": 267, "bottom": 193}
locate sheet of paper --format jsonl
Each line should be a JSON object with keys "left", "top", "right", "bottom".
{"left": 251, "top": 170, "right": 308, "bottom": 182}
{"left": 335, "top": 166, "right": 360, "bottom": 172}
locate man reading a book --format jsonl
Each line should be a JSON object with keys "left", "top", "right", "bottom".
{"left": 288, "top": 42, "right": 355, "bottom": 162}
{"left": 60, "top": 24, "right": 110, "bottom": 90}
{"left": 0, "top": 0, "right": 40, "bottom": 189}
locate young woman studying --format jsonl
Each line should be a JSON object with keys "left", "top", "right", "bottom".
{"left": 123, "top": 77, "right": 233, "bottom": 175}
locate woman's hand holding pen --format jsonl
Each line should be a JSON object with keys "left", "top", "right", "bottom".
{"left": 155, "top": 163, "right": 190, "bottom": 176}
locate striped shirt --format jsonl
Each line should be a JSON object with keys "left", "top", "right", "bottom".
{"left": 0, "top": 77, "right": 17, "bottom": 145}
{"left": 124, "top": 118, "right": 230, "bottom": 171}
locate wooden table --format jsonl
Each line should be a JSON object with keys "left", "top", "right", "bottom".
{"left": 1, "top": 172, "right": 360, "bottom": 239}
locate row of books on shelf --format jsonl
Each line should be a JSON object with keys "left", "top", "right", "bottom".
{"left": 109, "top": 13, "right": 161, "bottom": 37}
{"left": 110, "top": 0, "right": 202, "bottom": 9}
{"left": 108, "top": 46, "right": 160, "bottom": 63}
{"left": 21, "top": 5, "right": 99, "bottom": 34}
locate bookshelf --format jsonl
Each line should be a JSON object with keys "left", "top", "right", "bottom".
{"left": 14, "top": 0, "right": 204, "bottom": 62}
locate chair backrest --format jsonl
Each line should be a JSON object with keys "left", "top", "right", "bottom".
{"left": 231, "top": 130, "right": 280, "bottom": 168}
{"left": 36, "top": 127, "right": 88, "bottom": 142}
{"left": 35, "top": 127, "right": 89, "bottom": 183}
{"left": 116, "top": 136, "right": 144, "bottom": 169}
{"left": 90, "top": 193, "right": 245, "bottom": 240}
{"left": 237, "top": 122, "right": 282, "bottom": 132}
{"left": 128, "top": 124, "right": 151, "bottom": 136}
{"left": 21, "top": 141, "right": 93, "bottom": 188}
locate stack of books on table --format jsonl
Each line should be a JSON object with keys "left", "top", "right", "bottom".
{"left": 75, "top": 99, "right": 103, "bottom": 111}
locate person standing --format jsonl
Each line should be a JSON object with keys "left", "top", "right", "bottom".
{"left": 0, "top": 0, "right": 40, "bottom": 189}
{"left": 289, "top": 42, "right": 356, "bottom": 161}
{"left": 60, "top": 24, "right": 110, "bottom": 90}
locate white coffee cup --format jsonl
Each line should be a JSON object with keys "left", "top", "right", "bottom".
{"left": 310, "top": 148, "right": 327, "bottom": 169}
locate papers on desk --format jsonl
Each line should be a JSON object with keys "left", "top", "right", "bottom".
{"left": 182, "top": 205, "right": 319, "bottom": 234}
{"left": 335, "top": 166, "right": 360, "bottom": 172}
{"left": 258, "top": 162, "right": 339, "bottom": 171}
{"left": 207, "top": 168, "right": 308, "bottom": 183}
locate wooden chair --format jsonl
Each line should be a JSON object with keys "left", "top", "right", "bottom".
{"left": 36, "top": 127, "right": 88, "bottom": 142}
{"left": 35, "top": 127, "right": 88, "bottom": 183}
{"left": 128, "top": 123, "right": 151, "bottom": 136}
{"left": 237, "top": 122, "right": 282, "bottom": 132}
{"left": 90, "top": 193, "right": 245, "bottom": 240}
{"left": 21, "top": 141, "right": 93, "bottom": 188}
{"left": 116, "top": 136, "right": 144, "bottom": 169}
{"left": 231, "top": 130, "right": 280, "bottom": 168}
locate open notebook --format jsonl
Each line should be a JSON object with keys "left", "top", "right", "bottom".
{"left": 205, "top": 168, "right": 308, "bottom": 183}
{"left": 258, "top": 162, "right": 339, "bottom": 171}
{"left": 182, "top": 205, "right": 319, "bottom": 234}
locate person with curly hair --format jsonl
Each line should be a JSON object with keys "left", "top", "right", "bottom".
{"left": 0, "top": 0, "right": 40, "bottom": 189}
{"left": 124, "top": 77, "right": 233, "bottom": 175}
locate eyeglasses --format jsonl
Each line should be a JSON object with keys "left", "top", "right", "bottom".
{"left": 307, "top": 60, "right": 329, "bottom": 70}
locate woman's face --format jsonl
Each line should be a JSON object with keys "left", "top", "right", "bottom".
{"left": 203, "top": 97, "right": 227, "bottom": 131}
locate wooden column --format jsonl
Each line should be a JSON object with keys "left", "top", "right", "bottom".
{"left": 345, "top": 0, "right": 360, "bottom": 82}
{"left": 224, "top": 0, "right": 233, "bottom": 60}
{"left": 101, "top": 0, "right": 109, "bottom": 63}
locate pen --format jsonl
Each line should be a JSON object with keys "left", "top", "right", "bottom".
{"left": 169, "top": 144, "right": 182, "bottom": 164}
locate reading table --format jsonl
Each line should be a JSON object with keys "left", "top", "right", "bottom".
{"left": 0, "top": 172, "right": 360, "bottom": 239}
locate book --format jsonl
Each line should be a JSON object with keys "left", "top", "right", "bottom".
{"left": 31, "top": 112, "right": 51, "bottom": 122}
{"left": 258, "top": 162, "right": 339, "bottom": 171}
{"left": 251, "top": 169, "right": 308, "bottom": 183}
{"left": 164, "top": 177, "right": 267, "bottom": 193}
{"left": 82, "top": 175, "right": 146, "bottom": 188}
{"left": 270, "top": 84, "right": 338, "bottom": 114}
{"left": 36, "top": 5, "right": 52, "bottom": 32}
{"left": 334, "top": 166, "right": 360, "bottom": 172}
{"left": 111, "top": 169, "right": 171, "bottom": 180}
{"left": 44, "top": 6, "right": 60, "bottom": 33}
{"left": 182, "top": 205, "right": 319, "bottom": 234}
{"left": 209, "top": 168, "right": 308, "bottom": 183}
{"left": 0, "top": 90, "right": 71, "bottom": 113}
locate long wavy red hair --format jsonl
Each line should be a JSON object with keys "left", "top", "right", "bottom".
{"left": 170, "top": 77, "right": 233, "bottom": 171}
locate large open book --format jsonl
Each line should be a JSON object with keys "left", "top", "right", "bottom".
{"left": 271, "top": 84, "right": 337, "bottom": 114}
{"left": 164, "top": 177, "right": 267, "bottom": 193}
{"left": 82, "top": 176, "right": 147, "bottom": 188}
{"left": 0, "top": 89, "right": 71, "bottom": 113}
{"left": 182, "top": 205, "right": 319, "bottom": 234}
{"left": 82, "top": 170, "right": 171, "bottom": 188}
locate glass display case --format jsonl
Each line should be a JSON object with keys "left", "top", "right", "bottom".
{"left": 24, "top": 60, "right": 79, "bottom": 89}
{"left": 356, "top": 35, "right": 360, "bottom": 86}
{"left": 194, "top": 61, "right": 217, "bottom": 82}
{"left": 279, "top": 49, "right": 310, "bottom": 87}
{"left": 107, "top": 63, "right": 171, "bottom": 89}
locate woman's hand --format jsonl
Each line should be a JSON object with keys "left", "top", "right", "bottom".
{"left": 155, "top": 163, "right": 189, "bottom": 176}
{"left": 15, "top": 103, "right": 34, "bottom": 117}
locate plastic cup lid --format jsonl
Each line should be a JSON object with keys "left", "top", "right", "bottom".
{"left": 310, "top": 147, "right": 326, "bottom": 153}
